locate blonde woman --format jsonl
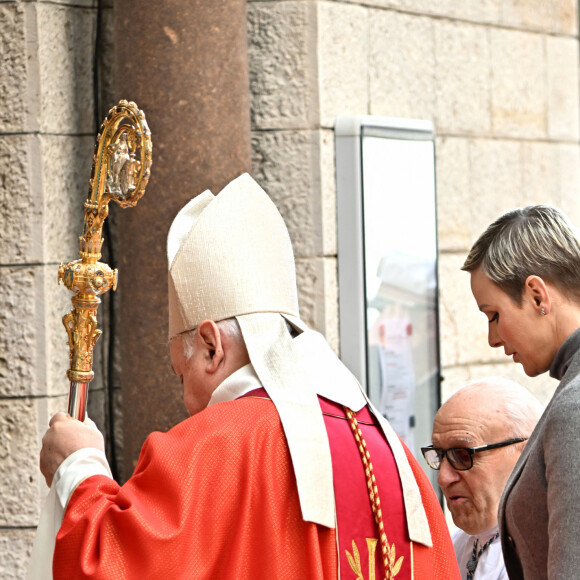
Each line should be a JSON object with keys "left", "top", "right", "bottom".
{"left": 462, "top": 205, "right": 580, "bottom": 580}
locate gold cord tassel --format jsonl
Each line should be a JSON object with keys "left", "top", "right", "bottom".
{"left": 345, "top": 407, "right": 404, "bottom": 580}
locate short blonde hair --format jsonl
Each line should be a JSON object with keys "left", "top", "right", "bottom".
{"left": 462, "top": 205, "right": 580, "bottom": 305}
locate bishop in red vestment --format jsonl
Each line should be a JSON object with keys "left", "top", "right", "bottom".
{"left": 37, "top": 174, "right": 459, "bottom": 579}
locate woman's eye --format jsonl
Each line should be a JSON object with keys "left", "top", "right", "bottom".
{"left": 488, "top": 312, "right": 499, "bottom": 324}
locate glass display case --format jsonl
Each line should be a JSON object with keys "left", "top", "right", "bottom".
{"left": 335, "top": 115, "right": 441, "bottom": 492}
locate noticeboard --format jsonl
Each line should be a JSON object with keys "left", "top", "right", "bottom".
{"left": 335, "top": 115, "right": 441, "bottom": 490}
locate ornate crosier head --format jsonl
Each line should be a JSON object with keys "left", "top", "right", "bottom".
{"left": 58, "top": 100, "right": 152, "bottom": 419}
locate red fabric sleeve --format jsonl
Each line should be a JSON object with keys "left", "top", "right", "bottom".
{"left": 54, "top": 397, "right": 337, "bottom": 579}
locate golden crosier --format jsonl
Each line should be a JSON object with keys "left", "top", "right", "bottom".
{"left": 58, "top": 100, "right": 152, "bottom": 417}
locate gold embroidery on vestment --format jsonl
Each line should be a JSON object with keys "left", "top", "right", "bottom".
{"left": 346, "top": 537, "right": 403, "bottom": 580}
{"left": 345, "top": 539, "right": 364, "bottom": 580}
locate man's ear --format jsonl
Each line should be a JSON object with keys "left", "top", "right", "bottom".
{"left": 524, "top": 275, "right": 550, "bottom": 314}
{"left": 197, "top": 320, "right": 224, "bottom": 372}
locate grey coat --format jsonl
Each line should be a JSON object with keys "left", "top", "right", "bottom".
{"left": 498, "top": 328, "right": 580, "bottom": 579}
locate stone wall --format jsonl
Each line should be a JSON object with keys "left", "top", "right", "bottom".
{"left": 0, "top": 1, "right": 100, "bottom": 577}
{"left": 247, "top": 0, "right": 580, "bottom": 404}
{"left": 1, "top": 0, "right": 579, "bottom": 576}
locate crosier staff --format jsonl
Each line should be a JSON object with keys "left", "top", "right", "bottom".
{"left": 58, "top": 100, "right": 152, "bottom": 420}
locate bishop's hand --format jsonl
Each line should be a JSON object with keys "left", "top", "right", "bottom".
{"left": 40, "top": 413, "right": 105, "bottom": 487}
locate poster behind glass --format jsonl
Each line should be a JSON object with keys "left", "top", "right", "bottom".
{"left": 362, "top": 135, "right": 439, "bottom": 469}
{"left": 335, "top": 117, "right": 440, "bottom": 491}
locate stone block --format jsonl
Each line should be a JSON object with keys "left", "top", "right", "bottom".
{"left": 295, "top": 256, "right": 338, "bottom": 350}
{"left": 46, "top": 393, "right": 69, "bottom": 418}
{"left": 547, "top": 35, "right": 580, "bottom": 141}
{"left": 251, "top": 129, "right": 323, "bottom": 258}
{"left": 470, "top": 140, "right": 579, "bottom": 222}
{"left": 0, "top": 266, "right": 39, "bottom": 397}
{"left": 501, "top": 0, "right": 577, "bottom": 34}
{"left": 435, "top": 136, "right": 472, "bottom": 252}
{"left": 434, "top": 20, "right": 491, "bottom": 134}
{"left": 558, "top": 144, "right": 580, "bottom": 227}
{"left": 40, "top": 134, "right": 94, "bottom": 262}
{"left": 37, "top": 3, "right": 95, "bottom": 134}
{"left": 320, "top": 128, "right": 336, "bottom": 256}
{"left": 369, "top": 10, "right": 436, "bottom": 121}
{"left": 490, "top": 28, "right": 546, "bottom": 139}
{"left": 0, "top": 135, "right": 42, "bottom": 264}
{"left": 356, "top": 0, "right": 575, "bottom": 31}
{"left": 520, "top": 141, "right": 561, "bottom": 205}
{"left": 436, "top": 0, "right": 501, "bottom": 23}
{"left": 351, "top": 0, "right": 501, "bottom": 25}
{"left": 317, "top": 1, "right": 368, "bottom": 128}
{"left": 38, "top": 0, "right": 96, "bottom": 6}
{"left": 295, "top": 258, "right": 320, "bottom": 333}
{"left": 0, "top": 398, "right": 41, "bottom": 526}
{"left": 0, "top": 3, "right": 27, "bottom": 133}
{"left": 438, "top": 252, "right": 505, "bottom": 367}
{"left": 248, "top": 2, "right": 318, "bottom": 130}
{"left": 0, "top": 262, "right": 84, "bottom": 398}
{"left": 441, "top": 362, "right": 556, "bottom": 408}
{"left": 323, "top": 256, "right": 339, "bottom": 354}
{"left": 0, "top": 528, "right": 36, "bottom": 580}
{"left": 438, "top": 137, "right": 529, "bottom": 249}
{"left": 468, "top": 138, "right": 524, "bottom": 234}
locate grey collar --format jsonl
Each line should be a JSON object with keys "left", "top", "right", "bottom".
{"left": 550, "top": 327, "right": 580, "bottom": 380}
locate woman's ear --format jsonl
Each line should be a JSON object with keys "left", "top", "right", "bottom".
{"left": 524, "top": 275, "right": 550, "bottom": 313}
{"left": 197, "top": 320, "right": 224, "bottom": 372}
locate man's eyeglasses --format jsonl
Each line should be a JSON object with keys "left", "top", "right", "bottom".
{"left": 421, "top": 438, "right": 528, "bottom": 471}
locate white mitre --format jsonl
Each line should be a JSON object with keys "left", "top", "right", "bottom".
{"left": 167, "top": 173, "right": 334, "bottom": 527}
{"left": 167, "top": 173, "right": 300, "bottom": 337}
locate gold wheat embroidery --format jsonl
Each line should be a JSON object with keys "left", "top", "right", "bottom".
{"left": 387, "top": 541, "right": 404, "bottom": 578}
{"left": 346, "top": 537, "right": 403, "bottom": 580}
{"left": 346, "top": 540, "right": 364, "bottom": 580}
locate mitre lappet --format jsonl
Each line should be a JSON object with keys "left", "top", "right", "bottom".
{"left": 167, "top": 173, "right": 339, "bottom": 527}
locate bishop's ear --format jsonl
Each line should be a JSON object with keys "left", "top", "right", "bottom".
{"left": 197, "top": 320, "right": 224, "bottom": 371}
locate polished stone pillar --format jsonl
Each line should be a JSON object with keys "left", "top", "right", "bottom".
{"left": 114, "top": 0, "right": 251, "bottom": 478}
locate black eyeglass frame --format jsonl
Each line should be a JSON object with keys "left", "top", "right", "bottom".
{"left": 421, "top": 438, "right": 528, "bottom": 471}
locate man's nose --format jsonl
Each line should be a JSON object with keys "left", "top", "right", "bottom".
{"left": 437, "top": 456, "right": 461, "bottom": 487}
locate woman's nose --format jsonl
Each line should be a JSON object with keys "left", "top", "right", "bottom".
{"left": 488, "top": 323, "right": 502, "bottom": 348}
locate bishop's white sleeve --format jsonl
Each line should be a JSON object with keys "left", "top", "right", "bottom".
{"left": 27, "top": 446, "right": 112, "bottom": 580}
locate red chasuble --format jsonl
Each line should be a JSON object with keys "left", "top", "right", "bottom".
{"left": 54, "top": 394, "right": 458, "bottom": 579}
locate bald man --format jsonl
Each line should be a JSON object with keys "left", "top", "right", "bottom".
{"left": 421, "top": 378, "right": 542, "bottom": 580}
